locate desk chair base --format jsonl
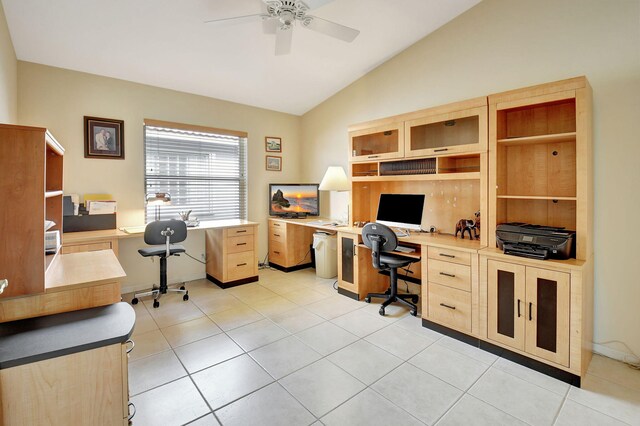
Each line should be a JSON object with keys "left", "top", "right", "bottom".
{"left": 365, "top": 269, "right": 418, "bottom": 317}
{"left": 131, "top": 285, "right": 188, "bottom": 308}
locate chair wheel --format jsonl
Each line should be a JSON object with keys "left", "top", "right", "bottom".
{"left": 379, "top": 307, "right": 385, "bottom": 316}
{"left": 412, "top": 296, "right": 419, "bottom": 303}
{"left": 131, "top": 298, "right": 138, "bottom": 305}
{"left": 364, "top": 297, "right": 371, "bottom": 303}
{"left": 183, "top": 294, "right": 189, "bottom": 301}
{"left": 410, "top": 310, "right": 418, "bottom": 317}
{"left": 180, "top": 286, "right": 186, "bottom": 290}
{"left": 153, "top": 300, "right": 160, "bottom": 308}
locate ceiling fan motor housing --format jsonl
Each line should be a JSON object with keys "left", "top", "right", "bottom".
{"left": 265, "top": 0, "right": 310, "bottom": 28}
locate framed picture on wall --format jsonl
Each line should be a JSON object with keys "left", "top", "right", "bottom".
{"left": 84, "top": 116, "right": 125, "bottom": 159}
{"left": 266, "top": 155, "right": 282, "bottom": 171}
{"left": 265, "top": 136, "right": 282, "bottom": 152}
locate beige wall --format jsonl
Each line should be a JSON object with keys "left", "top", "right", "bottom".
{"left": 18, "top": 62, "right": 302, "bottom": 292}
{"left": 301, "top": 0, "right": 640, "bottom": 358}
{"left": 0, "top": 1, "right": 17, "bottom": 123}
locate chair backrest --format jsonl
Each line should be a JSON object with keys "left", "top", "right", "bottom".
{"left": 361, "top": 222, "right": 398, "bottom": 270}
{"left": 143, "top": 219, "right": 187, "bottom": 245}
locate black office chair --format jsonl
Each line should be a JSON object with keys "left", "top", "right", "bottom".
{"left": 362, "top": 222, "right": 419, "bottom": 317}
{"left": 131, "top": 219, "right": 189, "bottom": 308}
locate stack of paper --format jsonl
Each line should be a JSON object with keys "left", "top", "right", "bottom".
{"left": 88, "top": 201, "right": 117, "bottom": 215}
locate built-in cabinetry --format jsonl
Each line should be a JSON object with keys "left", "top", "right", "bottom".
{"left": 481, "top": 77, "right": 593, "bottom": 381}
{"left": 0, "top": 124, "right": 64, "bottom": 298}
{"left": 206, "top": 223, "right": 259, "bottom": 288}
{"left": 349, "top": 97, "right": 488, "bottom": 246}
{"left": 340, "top": 77, "right": 593, "bottom": 385}
{"left": 268, "top": 218, "right": 316, "bottom": 271}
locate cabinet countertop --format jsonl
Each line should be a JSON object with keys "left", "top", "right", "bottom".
{"left": 45, "top": 249, "right": 126, "bottom": 291}
{"left": 0, "top": 302, "right": 134, "bottom": 369}
{"left": 63, "top": 219, "right": 259, "bottom": 244}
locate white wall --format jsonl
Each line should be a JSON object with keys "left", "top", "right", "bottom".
{"left": 301, "top": 0, "right": 640, "bottom": 357}
{"left": 0, "top": 1, "right": 16, "bottom": 123}
{"left": 18, "top": 62, "right": 302, "bottom": 292}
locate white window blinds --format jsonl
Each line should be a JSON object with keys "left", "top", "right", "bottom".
{"left": 144, "top": 124, "right": 248, "bottom": 223}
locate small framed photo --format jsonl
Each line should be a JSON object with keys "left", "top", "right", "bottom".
{"left": 265, "top": 155, "right": 282, "bottom": 171}
{"left": 265, "top": 136, "right": 282, "bottom": 152}
{"left": 84, "top": 116, "right": 125, "bottom": 159}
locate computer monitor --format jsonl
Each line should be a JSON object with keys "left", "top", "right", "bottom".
{"left": 376, "top": 193, "right": 425, "bottom": 231}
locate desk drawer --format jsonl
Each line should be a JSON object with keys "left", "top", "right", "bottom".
{"left": 227, "top": 235, "right": 254, "bottom": 254}
{"left": 227, "top": 251, "right": 255, "bottom": 281}
{"left": 428, "top": 247, "right": 471, "bottom": 266}
{"left": 427, "top": 259, "right": 471, "bottom": 292}
{"left": 428, "top": 283, "right": 471, "bottom": 333}
{"left": 269, "top": 228, "right": 286, "bottom": 244}
{"left": 228, "top": 226, "right": 254, "bottom": 237}
{"left": 269, "top": 241, "right": 286, "bottom": 265}
{"left": 268, "top": 220, "right": 286, "bottom": 231}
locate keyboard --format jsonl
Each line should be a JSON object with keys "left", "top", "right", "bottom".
{"left": 395, "top": 245, "right": 416, "bottom": 253}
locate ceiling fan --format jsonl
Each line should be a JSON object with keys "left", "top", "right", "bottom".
{"left": 205, "top": 0, "right": 360, "bottom": 55}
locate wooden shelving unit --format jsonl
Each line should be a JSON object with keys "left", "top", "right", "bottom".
{"left": 0, "top": 125, "right": 64, "bottom": 298}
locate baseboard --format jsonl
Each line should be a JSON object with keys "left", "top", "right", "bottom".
{"left": 592, "top": 342, "right": 640, "bottom": 363}
{"left": 206, "top": 274, "right": 259, "bottom": 289}
{"left": 268, "top": 262, "right": 313, "bottom": 273}
{"left": 337, "top": 287, "right": 359, "bottom": 300}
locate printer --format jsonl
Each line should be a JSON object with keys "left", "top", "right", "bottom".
{"left": 496, "top": 222, "right": 576, "bottom": 260}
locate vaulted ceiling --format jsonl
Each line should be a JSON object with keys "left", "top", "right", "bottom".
{"left": 3, "top": 0, "right": 480, "bottom": 115}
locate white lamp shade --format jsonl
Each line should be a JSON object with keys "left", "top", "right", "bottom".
{"left": 319, "top": 166, "right": 349, "bottom": 191}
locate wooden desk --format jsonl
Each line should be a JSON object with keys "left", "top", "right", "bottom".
{"left": 0, "top": 250, "right": 126, "bottom": 323}
{"left": 62, "top": 219, "right": 260, "bottom": 289}
{"left": 267, "top": 217, "right": 340, "bottom": 272}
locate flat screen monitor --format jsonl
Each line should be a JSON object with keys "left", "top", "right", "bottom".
{"left": 269, "top": 184, "right": 320, "bottom": 217}
{"left": 376, "top": 193, "right": 425, "bottom": 231}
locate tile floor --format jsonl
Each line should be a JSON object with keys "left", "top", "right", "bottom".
{"left": 125, "top": 268, "right": 640, "bottom": 426}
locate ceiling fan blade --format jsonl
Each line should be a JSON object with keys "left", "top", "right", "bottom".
{"left": 204, "top": 13, "right": 267, "bottom": 26}
{"left": 275, "top": 26, "right": 292, "bottom": 55}
{"left": 263, "top": 17, "right": 278, "bottom": 34}
{"left": 303, "top": 16, "right": 360, "bottom": 42}
{"left": 303, "top": 0, "right": 336, "bottom": 10}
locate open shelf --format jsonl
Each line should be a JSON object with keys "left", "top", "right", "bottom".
{"left": 352, "top": 172, "right": 480, "bottom": 182}
{"left": 497, "top": 195, "right": 577, "bottom": 201}
{"left": 497, "top": 132, "right": 576, "bottom": 146}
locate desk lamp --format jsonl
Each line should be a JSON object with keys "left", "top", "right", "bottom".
{"left": 319, "top": 166, "right": 350, "bottom": 225}
{"left": 146, "top": 192, "right": 171, "bottom": 221}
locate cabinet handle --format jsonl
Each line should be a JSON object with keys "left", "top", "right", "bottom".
{"left": 439, "top": 272, "right": 456, "bottom": 278}
{"left": 237, "top": 263, "right": 247, "bottom": 267}
{"left": 440, "top": 303, "right": 456, "bottom": 310}
{"left": 439, "top": 253, "right": 455, "bottom": 258}
{"left": 236, "top": 230, "right": 247, "bottom": 233}
{"left": 0, "top": 279, "right": 8, "bottom": 294}
{"left": 368, "top": 155, "right": 380, "bottom": 158}
{"left": 274, "top": 251, "right": 280, "bottom": 254}
{"left": 125, "top": 339, "right": 135, "bottom": 354}
{"left": 517, "top": 299, "right": 521, "bottom": 317}
{"left": 529, "top": 302, "right": 533, "bottom": 321}
{"left": 237, "top": 243, "right": 247, "bottom": 246}
{"left": 274, "top": 223, "right": 281, "bottom": 227}
{"left": 434, "top": 148, "right": 448, "bottom": 152}
{"left": 128, "top": 402, "right": 136, "bottom": 421}
{"left": 273, "top": 234, "right": 281, "bottom": 237}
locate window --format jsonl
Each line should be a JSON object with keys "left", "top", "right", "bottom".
{"left": 144, "top": 120, "right": 248, "bottom": 223}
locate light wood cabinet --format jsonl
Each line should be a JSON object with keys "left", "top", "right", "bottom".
{"left": 268, "top": 219, "right": 315, "bottom": 271}
{"left": 0, "top": 124, "right": 64, "bottom": 299}
{"left": 487, "top": 259, "right": 570, "bottom": 367}
{"left": 206, "top": 224, "right": 258, "bottom": 288}
{"left": 349, "top": 122, "right": 404, "bottom": 162}
{"left": 0, "top": 344, "right": 129, "bottom": 425}
{"left": 405, "top": 100, "right": 487, "bottom": 157}
{"left": 336, "top": 232, "right": 388, "bottom": 300}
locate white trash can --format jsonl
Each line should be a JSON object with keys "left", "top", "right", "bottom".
{"left": 312, "top": 232, "right": 337, "bottom": 278}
